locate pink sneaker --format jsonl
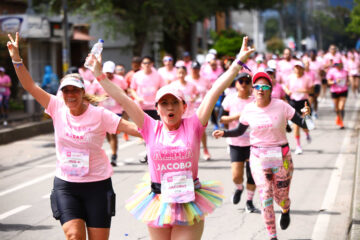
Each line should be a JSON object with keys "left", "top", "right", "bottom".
{"left": 203, "top": 149, "right": 211, "bottom": 161}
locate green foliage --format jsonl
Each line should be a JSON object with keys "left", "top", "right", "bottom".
{"left": 265, "top": 18, "right": 280, "bottom": 41}
{"left": 266, "top": 37, "right": 285, "bottom": 54}
{"left": 346, "top": 0, "right": 360, "bottom": 35}
{"left": 211, "top": 29, "right": 245, "bottom": 58}
{"left": 9, "top": 99, "right": 24, "bottom": 111}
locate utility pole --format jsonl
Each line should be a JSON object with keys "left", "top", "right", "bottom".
{"left": 62, "top": 0, "right": 70, "bottom": 74}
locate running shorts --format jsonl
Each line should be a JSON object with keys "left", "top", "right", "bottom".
{"left": 331, "top": 90, "right": 348, "bottom": 99}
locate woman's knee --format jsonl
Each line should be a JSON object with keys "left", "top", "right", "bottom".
{"left": 63, "top": 220, "right": 86, "bottom": 240}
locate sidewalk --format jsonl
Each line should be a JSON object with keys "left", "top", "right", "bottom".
{"left": 0, "top": 110, "right": 53, "bottom": 145}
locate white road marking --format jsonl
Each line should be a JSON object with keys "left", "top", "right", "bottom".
{"left": 0, "top": 172, "right": 54, "bottom": 197}
{"left": 0, "top": 205, "right": 31, "bottom": 220}
{"left": 42, "top": 193, "right": 51, "bottom": 199}
{"left": 311, "top": 99, "right": 360, "bottom": 239}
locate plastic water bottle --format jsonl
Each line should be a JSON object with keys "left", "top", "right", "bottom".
{"left": 84, "top": 39, "right": 104, "bottom": 69}
{"left": 305, "top": 115, "right": 315, "bottom": 130}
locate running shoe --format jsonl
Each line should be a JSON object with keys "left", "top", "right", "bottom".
{"left": 306, "top": 134, "right": 312, "bottom": 144}
{"left": 312, "top": 112, "right": 319, "bottom": 120}
{"left": 245, "top": 200, "right": 257, "bottom": 213}
{"left": 286, "top": 124, "right": 292, "bottom": 133}
{"left": 139, "top": 155, "right": 148, "bottom": 164}
{"left": 336, "top": 116, "right": 341, "bottom": 126}
{"left": 123, "top": 133, "right": 129, "bottom": 141}
{"left": 3, "top": 120, "right": 7, "bottom": 126}
{"left": 111, "top": 154, "right": 117, "bottom": 167}
{"left": 279, "top": 209, "right": 291, "bottom": 230}
{"left": 295, "top": 146, "right": 303, "bottom": 155}
{"left": 203, "top": 149, "right": 211, "bottom": 161}
{"left": 232, "top": 189, "right": 243, "bottom": 204}
{"left": 270, "top": 238, "right": 278, "bottom": 240}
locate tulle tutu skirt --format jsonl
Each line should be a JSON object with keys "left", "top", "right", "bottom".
{"left": 125, "top": 174, "right": 224, "bottom": 227}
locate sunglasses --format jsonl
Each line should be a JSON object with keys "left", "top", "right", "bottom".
{"left": 253, "top": 84, "right": 271, "bottom": 91}
{"left": 142, "top": 61, "right": 151, "bottom": 65}
{"left": 163, "top": 57, "right": 173, "bottom": 62}
{"left": 238, "top": 79, "right": 251, "bottom": 85}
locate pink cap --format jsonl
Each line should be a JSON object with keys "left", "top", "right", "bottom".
{"left": 294, "top": 61, "right": 304, "bottom": 68}
{"left": 155, "top": 85, "right": 185, "bottom": 103}
{"left": 333, "top": 58, "right": 342, "bottom": 65}
{"left": 252, "top": 71, "right": 273, "bottom": 86}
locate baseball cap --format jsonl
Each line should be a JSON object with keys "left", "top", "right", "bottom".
{"left": 191, "top": 61, "right": 201, "bottom": 69}
{"left": 183, "top": 51, "right": 190, "bottom": 57}
{"left": 235, "top": 72, "right": 251, "bottom": 82}
{"left": 267, "top": 59, "right": 277, "bottom": 70}
{"left": 252, "top": 72, "right": 272, "bottom": 86}
{"left": 333, "top": 58, "right": 342, "bottom": 65}
{"left": 59, "top": 77, "right": 85, "bottom": 90}
{"left": 102, "top": 61, "right": 115, "bottom": 73}
{"left": 205, "top": 53, "right": 216, "bottom": 63}
{"left": 209, "top": 49, "right": 217, "bottom": 55}
{"left": 264, "top": 68, "right": 275, "bottom": 74}
{"left": 155, "top": 85, "right": 185, "bottom": 103}
{"left": 294, "top": 61, "right": 304, "bottom": 68}
{"left": 0, "top": 67, "right": 5, "bottom": 72}
{"left": 255, "top": 55, "right": 264, "bottom": 63}
{"left": 175, "top": 60, "right": 185, "bottom": 68}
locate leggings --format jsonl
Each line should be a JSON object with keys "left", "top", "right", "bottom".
{"left": 249, "top": 147, "right": 294, "bottom": 238}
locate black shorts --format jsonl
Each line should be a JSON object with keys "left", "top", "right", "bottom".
{"left": 50, "top": 177, "right": 115, "bottom": 228}
{"left": 144, "top": 110, "right": 160, "bottom": 120}
{"left": 322, "top": 78, "right": 328, "bottom": 85}
{"left": 309, "top": 84, "right": 321, "bottom": 96}
{"left": 331, "top": 91, "right": 348, "bottom": 99}
{"left": 289, "top": 99, "right": 310, "bottom": 115}
{"left": 229, "top": 145, "right": 250, "bottom": 163}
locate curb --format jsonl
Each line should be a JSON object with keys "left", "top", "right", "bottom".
{"left": 0, "top": 120, "right": 54, "bottom": 145}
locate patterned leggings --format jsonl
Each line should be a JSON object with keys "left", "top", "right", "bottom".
{"left": 250, "top": 148, "right": 294, "bottom": 238}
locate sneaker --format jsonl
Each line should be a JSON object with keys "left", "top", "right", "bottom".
{"left": 306, "top": 134, "right": 312, "bottom": 144}
{"left": 3, "top": 120, "right": 7, "bottom": 126}
{"left": 232, "top": 189, "right": 243, "bottom": 204}
{"left": 312, "top": 112, "right": 319, "bottom": 120}
{"left": 139, "top": 155, "right": 148, "bottom": 164}
{"left": 270, "top": 238, "right": 278, "bottom": 240}
{"left": 111, "top": 154, "right": 117, "bottom": 167}
{"left": 203, "top": 149, "right": 211, "bottom": 161}
{"left": 295, "top": 146, "right": 302, "bottom": 155}
{"left": 286, "top": 124, "right": 292, "bottom": 133}
{"left": 245, "top": 200, "right": 257, "bottom": 213}
{"left": 123, "top": 133, "right": 129, "bottom": 141}
{"left": 279, "top": 209, "right": 291, "bottom": 230}
{"left": 336, "top": 116, "right": 341, "bottom": 126}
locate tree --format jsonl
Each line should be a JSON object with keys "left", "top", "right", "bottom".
{"left": 211, "top": 29, "right": 246, "bottom": 57}
{"left": 346, "top": 0, "right": 360, "bottom": 35}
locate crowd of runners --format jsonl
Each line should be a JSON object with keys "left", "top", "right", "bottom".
{"left": 6, "top": 30, "right": 358, "bottom": 240}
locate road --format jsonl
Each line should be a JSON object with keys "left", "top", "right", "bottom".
{"left": 0, "top": 96, "right": 359, "bottom": 240}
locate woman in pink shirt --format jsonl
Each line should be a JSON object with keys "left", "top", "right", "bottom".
{"left": 89, "top": 36, "right": 255, "bottom": 240}
{"left": 6, "top": 33, "right": 141, "bottom": 240}
{"left": 345, "top": 51, "right": 360, "bottom": 96}
{"left": 283, "top": 61, "right": 313, "bottom": 155}
{"left": 158, "top": 55, "right": 177, "bottom": 84}
{"left": 0, "top": 67, "right": 11, "bottom": 126}
{"left": 220, "top": 72, "right": 257, "bottom": 212}
{"left": 326, "top": 59, "right": 349, "bottom": 129}
{"left": 308, "top": 50, "right": 322, "bottom": 118}
{"left": 213, "top": 72, "right": 311, "bottom": 240}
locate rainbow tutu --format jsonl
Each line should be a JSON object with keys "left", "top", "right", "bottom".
{"left": 125, "top": 174, "right": 224, "bottom": 227}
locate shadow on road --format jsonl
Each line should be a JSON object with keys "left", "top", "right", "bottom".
{"left": 0, "top": 223, "right": 53, "bottom": 231}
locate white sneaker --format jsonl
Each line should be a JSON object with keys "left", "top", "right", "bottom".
{"left": 295, "top": 147, "right": 303, "bottom": 155}
{"left": 3, "top": 121, "right": 7, "bottom": 126}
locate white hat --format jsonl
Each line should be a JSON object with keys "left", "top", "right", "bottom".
{"left": 59, "top": 77, "right": 85, "bottom": 90}
{"left": 209, "top": 49, "right": 217, "bottom": 55}
{"left": 205, "top": 53, "right": 216, "bottom": 62}
{"left": 255, "top": 55, "right": 264, "bottom": 63}
{"left": 102, "top": 61, "right": 115, "bottom": 73}
{"left": 267, "top": 59, "right": 277, "bottom": 70}
{"left": 175, "top": 60, "right": 185, "bottom": 68}
{"left": 156, "top": 85, "right": 185, "bottom": 103}
{"left": 294, "top": 61, "right": 304, "bottom": 68}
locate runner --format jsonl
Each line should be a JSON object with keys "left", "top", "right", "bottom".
{"left": 186, "top": 61, "right": 212, "bottom": 161}
{"left": 219, "top": 72, "right": 257, "bottom": 212}
{"left": 88, "top": 36, "right": 254, "bottom": 240}
{"left": 277, "top": 48, "right": 296, "bottom": 85}
{"left": 0, "top": 66, "right": 11, "bottom": 126}
{"left": 344, "top": 51, "right": 360, "bottom": 97}
{"left": 326, "top": 59, "right": 349, "bottom": 129}
{"left": 283, "top": 61, "right": 313, "bottom": 155}
{"left": 115, "top": 64, "right": 126, "bottom": 77}
{"left": 307, "top": 50, "right": 322, "bottom": 119}
{"left": 158, "top": 55, "right": 177, "bottom": 84}
{"left": 6, "top": 32, "right": 141, "bottom": 240}
{"left": 213, "top": 71, "right": 311, "bottom": 240}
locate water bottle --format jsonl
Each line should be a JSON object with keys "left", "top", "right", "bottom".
{"left": 305, "top": 115, "right": 315, "bottom": 130}
{"left": 84, "top": 39, "right": 104, "bottom": 69}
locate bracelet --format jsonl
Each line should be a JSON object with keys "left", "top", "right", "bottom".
{"left": 237, "top": 60, "right": 251, "bottom": 72}
{"left": 12, "top": 58, "right": 23, "bottom": 68}
{"left": 96, "top": 73, "right": 107, "bottom": 82}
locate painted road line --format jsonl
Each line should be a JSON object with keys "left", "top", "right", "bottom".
{"left": 311, "top": 99, "right": 360, "bottom": 239}
{"left": 0, "top": 205, "right": 31, "bottom": 220}
{"left": 42, "top": 193, "right": 51, "bottom": 199}
{"left": 0, "top": 172, "right": 54, "bottom": 197}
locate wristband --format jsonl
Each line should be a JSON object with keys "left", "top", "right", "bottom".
{"left": 12, "top": 58, "right": 23, "bottom": 68}
{"left": 237, "top": 60, "right": 251, "bottom": 72}
{"left": 96, "top": 73, "right": 107, "bottom": 82}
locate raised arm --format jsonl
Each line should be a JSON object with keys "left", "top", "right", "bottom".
{"left": 90, "top": 55, "right": 145, "bottom": 128}
{"left": 196, "top": 36, "right": 255, "bottom": 126}
{"left": 7, "top": 32, "right": 51, "bottom": 109}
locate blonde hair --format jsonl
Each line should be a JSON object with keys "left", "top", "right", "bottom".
{"left": 61, "top": 73, "right": 107, "bottom": 105}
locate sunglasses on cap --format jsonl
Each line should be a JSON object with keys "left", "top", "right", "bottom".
{"left": 163, "top": 57, "right": 173, "bottom": 62}
{"left": 238, "top": 79, "right": 251, "bottom": 85}
{"left": 253, "top": 84, "right": 271, "bottom": 91}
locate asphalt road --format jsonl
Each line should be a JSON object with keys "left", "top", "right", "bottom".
{"left": 0, "top": 96, "right": 359, "bottom": 240}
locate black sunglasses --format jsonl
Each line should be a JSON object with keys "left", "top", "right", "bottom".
{"left": 238, "top": 79, "right": 251, "bottom": 85}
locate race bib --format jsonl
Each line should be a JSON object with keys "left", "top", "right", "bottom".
{"left": 60, "top": 148, "right": 89, "bottom": 177}
{"left": 252, "top": 146, "right": 283, "bottom": 169}
{"left": 336, "top": 79, "right": 346, "bottom": 87}
{"left": 161, "top": 171, "right": 195, "bottom": 203}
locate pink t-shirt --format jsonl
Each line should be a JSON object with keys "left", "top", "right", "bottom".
{"left": 277, "top": 59, "right": 295, "bottom": 84}
{"left": 186, "top": 75, "right": 210, "bottom": 108}
{"left": 139, "top": 113, "right": 206, "bottom": 183}
{"left": 323, "top": 52, "right": 342, "bottom": 69}
{"left": 78, "top": 68, "right": 95, "bottom": 82}
{"left": 46, "top": 95, "right": 120, "bottom": 182}
{"left": 222, "top": 93, "right": 253, "bottom": 147}
{"left": 169, "top": 80, "right": 198, "bottom": 118}
{"left": 0, "top": 74, "right": 11, "bottom": 96}
{"left": 345, "top": 59, "right": 359, "bottom": 76}
{"left": 184, "top": 61, "right": 192, "bottom": 74}
{"left": 158, "top": 67, "right": 177, "bottom": 84}
{"left": 326, "top": 68, "right": 348, "bottom": 93}
{"left": 240, "top": 99, "right": 295, "bottom": 147}
{"left": 131, "top": 70, "right": 165, "bottom": 110}
{"left": 96, "top": 75, "right": 127, "bottom": 114}
{"left": 271, "top": 83, "right": 286, "bottom": 99}
{"left": 309, "top": 60, "right": 322, "bottom": 85}
{"left": 201, "top": 65, "right": 223, "bottom": 85}
{"left": 286, "top": 74, "right": 312, "bottom": 101}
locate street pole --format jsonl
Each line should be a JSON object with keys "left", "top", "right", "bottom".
{"left": 62, "top": 0, "right": 70, "bottom": 75}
